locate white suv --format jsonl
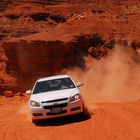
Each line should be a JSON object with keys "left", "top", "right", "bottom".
{"left": 26, "top": 75, "right": 85, "bottom": 124}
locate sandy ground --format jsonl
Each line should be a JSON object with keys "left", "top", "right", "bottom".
{"left": 0, "top": 95, "right": 140, "bottom": 140}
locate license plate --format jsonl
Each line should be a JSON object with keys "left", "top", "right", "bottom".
{"left": 51, "top": 107, "right": 61, "bottom": 114}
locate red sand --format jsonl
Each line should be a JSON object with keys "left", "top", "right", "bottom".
{"left": 0, "top": 1, "right": 140, "bottom": 139}
{"left": 0, "top": 95, "right": 140, "bottom": 140}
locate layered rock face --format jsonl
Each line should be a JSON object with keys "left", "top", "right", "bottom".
{"left": 0, "top": 44, "right": 17, "bottom": 93}
{"left": 4, "top": 35, "right": 140, "bottom": 91}
{"left": 0, "top": 0, "right": 9, "bottom": 12}
{"left": 2, "top": 39, "right": 87, "bottom": 90}
{"left": 0, "top": 0, "right": 140, "bottom": 92}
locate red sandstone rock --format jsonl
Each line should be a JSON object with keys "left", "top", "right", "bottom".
{"left": 4, "top": 90, "right": 14, "bottom": 97}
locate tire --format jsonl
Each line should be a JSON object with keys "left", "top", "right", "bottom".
{"left": 32, "top": 119, "right": 40, "bottom": 125}
{"left": 82, "top": 104, "right": 91, "bottom": 119}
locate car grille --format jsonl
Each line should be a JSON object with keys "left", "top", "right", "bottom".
{"left": 42, "top": 98, "right": 68, "bottom": 103}
{"left": 43, "top": 103, "right": 68, "bottom": 109}
{"left": 32, "top": 113, "right": 43, "bottom": 116}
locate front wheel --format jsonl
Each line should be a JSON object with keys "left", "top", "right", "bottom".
{"left": 32, "top": 119, "right": 40, "bottom": 125}
{"left": 81, "top": 104, "right": 91, "bottom": 119}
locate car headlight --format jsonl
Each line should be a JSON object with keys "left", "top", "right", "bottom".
{"left": 70, "top": 94, "right": 80, "bottom": 102}
{"left": 30, "top": 100, "right": 40, "bottom": 107}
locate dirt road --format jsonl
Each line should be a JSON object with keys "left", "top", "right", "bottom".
{"left": 0, "top": 95, "right": 140, "bottom": 140}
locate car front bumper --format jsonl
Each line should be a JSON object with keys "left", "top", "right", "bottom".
{"left": 30, "top": 99, "right": 83, "bottom": 120}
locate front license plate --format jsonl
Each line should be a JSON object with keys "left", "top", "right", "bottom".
{"left": 51, "top": 107, "right": 61, "bottom": 114}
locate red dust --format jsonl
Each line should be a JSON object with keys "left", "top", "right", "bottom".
{"left": 65, "top": 45, "right": 140, "bottom": 105}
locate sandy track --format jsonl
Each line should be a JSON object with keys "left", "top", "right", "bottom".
{"left": 0, "top": 96, "right": 140, "bottom": 140}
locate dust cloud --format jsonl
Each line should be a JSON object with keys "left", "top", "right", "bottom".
{"left": 18, "top": 103, "right": 32, "bottom": 122}
{"left": 64, "top": 45, "right": 140, "bottom": 104}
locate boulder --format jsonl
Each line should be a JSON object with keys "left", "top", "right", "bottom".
{"left": 4, "top": 90, "right": 14, "bottom": 98}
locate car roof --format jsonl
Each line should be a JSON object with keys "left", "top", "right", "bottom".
{"left": 37, "top": 75, "right": 70, "bottom": 82}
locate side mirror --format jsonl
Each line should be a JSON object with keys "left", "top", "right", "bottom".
{"left": 77, "top": 82, "right": 84, "bottom": 87}
{"left": 26, "top": 90, "right": 32, "bottom": 94}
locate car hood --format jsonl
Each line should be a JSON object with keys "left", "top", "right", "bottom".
{"left": 30, "top": 88, "right": 79, "bottom": 102}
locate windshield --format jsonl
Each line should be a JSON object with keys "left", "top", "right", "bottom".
{"left": 33, "top": 77, "right": 76, "bottom": 94}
